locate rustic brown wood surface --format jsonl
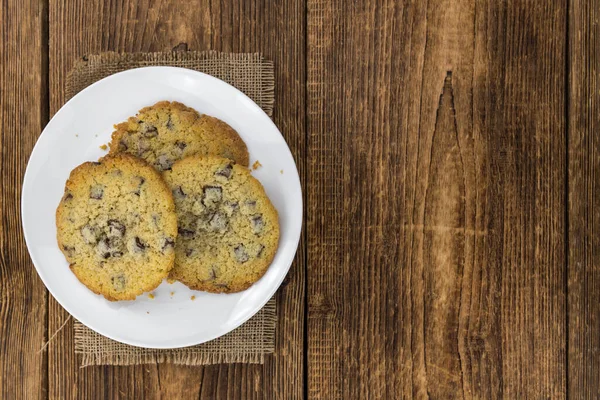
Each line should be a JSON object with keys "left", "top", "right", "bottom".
{"left": 1, "top": 0, "right": 598, "bottom": 398}
{"left": 0, "top": 0, "right": 49, "bottom": 398}
{"left": 568, "top": 0, "right": 600, "bottom": 398}
{"left": 307, "top": 1, "right": 568, "bottom": 398}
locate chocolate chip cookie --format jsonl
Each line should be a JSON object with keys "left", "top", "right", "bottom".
{"left": 163, "top": 156, "right": 279, "bottom": 293}
{"left": 56, "top": 154, "right": 178, "bottom": 301}
{"left": 108, "top": 101, "right": 249, "bottom": 171}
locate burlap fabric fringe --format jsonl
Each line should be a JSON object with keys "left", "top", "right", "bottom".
{"left": 66, "top": 51, "right": 276, "bottom": 366}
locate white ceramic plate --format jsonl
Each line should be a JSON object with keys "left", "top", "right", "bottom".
{"left": 21, "top": 67, "right": 302, "bottom": 348}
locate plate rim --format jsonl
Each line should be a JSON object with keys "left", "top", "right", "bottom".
{"left": 21, "top": 66, "right": 303, "bottom": 348}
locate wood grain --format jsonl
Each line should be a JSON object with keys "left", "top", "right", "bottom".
{"left": 0, "top": 0, "right": 49, "bottom": 398}
{"left": 306, "top": 0, "right": 567, "bottom": 398}
{"left": 568, "top": 0, "right": 600, "bottom": 397}
{"left": 48, "top": 0, "right": 305, "bottom": 398}
{"left": 7, "top": 0, "right": 599, "bottom": 397}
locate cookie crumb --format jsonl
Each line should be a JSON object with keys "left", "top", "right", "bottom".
{"left": 99, "top": 144, "right": 108, "bottom": 150}
{"left": 146, "top": 311, "right": 149, "bottom": 314}
{"left": 148, "top": 293, "right": 155, "bottom": 299}
{"left": 167, "top": 278, "right": 175, "bottom": 284}
{"left": 170, "top": 291, "right": 175, "bottom": 296}
{"left": 280, "top": 169, "right": 284, "bottom": 174}
{"left": 75, "top": 134, "right": 79, "bottom": 138}
{"left": 252, "top": 160, "right": 262, "bottom": 170}
{"left": 191, "top": 295, "right": 196, "bottom": 301}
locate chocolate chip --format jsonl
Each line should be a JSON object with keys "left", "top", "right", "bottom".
{"left": 107, "top": 220, "right": 126, "bottom": 238}
{"left": 215, "top": 164, "right": 233, "bottom": 179}
{"left": 126, "top": 237, "right": 144, "bottom": 255}
{"left": 96, "top": 238, "right": 111, "bottom": 258}
{"left": 90, "top": 185, "right": 104, "bottom": 199}
{"left": 209, "top": 212, "right": 228, "bottom": 233}
{"left": 144, "top": 127, "right": 158, "bottom": 138}
{"left": 62, "top": 245, "right": 75, "bottom": 256}
{"left": 178, "top": 228, "right": 195, "bottom": 238}
{"left": 202, "top": 186, "right": 223, "bottom": 208}
{"left": 98, "top": 233, "right": 126, "bottom": 258}
{"left": 245, "top": 200, "right": 256, "bottom": 208}
{"left": 234, "top": 245, "right": 249, "bottom": 263}
{"left": 118, "top": 140, "right": 128, "bottom": 151}
{"left": 111, "top": 274, "right": 126, "bottom": 291}
{"left": 156, "top": 154, "right": 173, "bottom": 171}
{"left": 63, "top": 192, "right": 73, "bottom": 201}
{"left": 175, "top": 140, "right": 187, "bottom": 150}
{"left": 133, "top": 176, "right": 145, "bottom": 196}
{"left": 173, "top": 186, "right": 186, "bottom": 199}
{"left": 251, "top": 215, "right": 264, "bottom": 234}
{"left": 108, "top": 235, "right": 122, "bottom": 247}
{"left": 166, "top": 116, "right": 174, "bottom": 130}
{"left": 138, "top": 138, "right": 150, "bottom": 155}
{"left": 223, "top": 201, "right": 239, "bottom": 217}
{"left": 209, "top": 267, "right": 218, "bottom": 280}
{"left": 91, "top": 162, "right": 101, "bottom": 166}
{"left": 81, "top": 225, "right": 98, "bottom": 244}
{"left": 190, "top": 199, "right": 205, "bottom": 216}
{"left": 162, "top": 237, "right": 175, "bottom": 252}
{"left": 142, "top": 123, "right": 158, "bottom": 138}
{"left": 185, "top": 248, "right": 194, "bottom": 257}
{"left": 256, "top": 244, "right": 265, "bottom": 257}
{"left": 134, "top": 237, "right": 147, "bottom": 251}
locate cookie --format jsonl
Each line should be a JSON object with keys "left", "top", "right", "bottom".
{"left": 56, "top": 154, "right": 178, "bottom": 301}
{"left": 108, "top": 101, "right": 249, "bottom": 171}
{"left": 163, "top": 156, "right": 279, "bottom": 293}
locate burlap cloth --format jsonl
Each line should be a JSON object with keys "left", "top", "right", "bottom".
{"left": 66, "top": 50, "right": 276, "bottom": 366}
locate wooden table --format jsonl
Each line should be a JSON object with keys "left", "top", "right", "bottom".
{"left": 1, "top": 0, "right": 598, "bottom": 398}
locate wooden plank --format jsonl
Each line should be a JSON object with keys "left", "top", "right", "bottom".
{"left": 306, "top": 0, "right": 566, "bottom": 398}
{"left": 0, "top": 0, "right": 49, "bottom": 398}
{"left": 568, "top": 0, "right": 600, "bottom": 397}
{"left": 48, "top": 0, "right": 305, "bottom": 398}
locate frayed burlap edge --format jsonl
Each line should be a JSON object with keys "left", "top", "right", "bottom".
{"left": 66, "top": 50, "right": 277, "bottom": 366}
{"left": 75, "top": 298, "right": 277, "bottom": 367}
{"left": 66, "top": 50, "right": 275, "bottom": 117}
